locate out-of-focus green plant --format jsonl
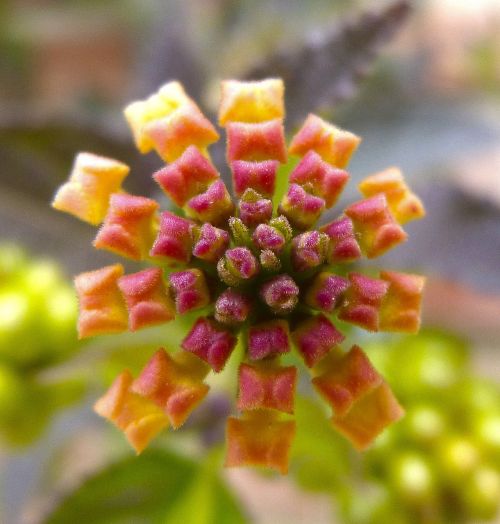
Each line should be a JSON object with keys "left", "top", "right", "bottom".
{"left": 292, "top": 330, "right": 500, "bottom": 523}
{"left": 46, "top": 449, "right": 247, "bottom": 524}
{"left": 0, "top": 243, "right": 85, "bottom": 446}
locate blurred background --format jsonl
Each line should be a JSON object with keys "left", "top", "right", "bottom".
{"left": 0, "top": 0, "right": 499, "bottom": 523}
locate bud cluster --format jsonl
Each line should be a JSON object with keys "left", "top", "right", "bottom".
{"left": 53, "top": 78, "right": 425, "bottom": 474}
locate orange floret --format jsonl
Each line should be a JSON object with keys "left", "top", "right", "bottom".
{"left": 94, "top": 370, "right": 169, "bottom": 454}
{"left": 332, "top": 382, "right": 404, "bottom": 450}
{"left": 52, "top": 152, "right": 129, "bottom": 225}
{"left": 93, "top": 193, "right": 158, "bottom": 261}
{"left": 118, "top": 268, "right": 175, "bottom": 331}
{"left": 358, "top": 167, "right": 425, "bottom": 224}
{"left": 312, "top": 345, "right": 383, "bottom": 417}
{"left": 124, "top": 81, "right": 218, "bottom": 161}
{"left": 289, "top": 114, "right": 361, "bottom": 168}
{"left": 379, "top": 271, "right": 426, "bottom": 333}
{"left": 225, "top": 410, "right": 296, "bottom": 474}
{"left": 74, "top": 264, "right": 128, "bottom": 338}
{"left": 123, "top": 81, "right": 193, "bottom": 153}
{"left": 132, "top": 349, "right": 209, "bottom": 429}
{"left": 237, "top": 363, "right": 297, "bottom": 414}
{"left": 219, "top": 79, "right": 285, "bottom": 125}
{"left": 226, "top": 120, "right": 287, "bottom": 163}
{"left": 345, "top": 194, "right": 407, "bottom": 258}
{"left": 143, "top": 105, "right": 219, "bottom": 163}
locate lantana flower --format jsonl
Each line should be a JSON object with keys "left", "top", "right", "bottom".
{"left": 52, "top": 79, "right": 425, "bottom": 474}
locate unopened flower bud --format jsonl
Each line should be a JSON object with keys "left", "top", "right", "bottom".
{"left": 226, "top": 410, "right": 295, "bottom": 474}
{"left": 217, "top": 247, "right": 259, "bottom": 286}
{"left": 228, "top": 217, "right": 252, "bottom": 246}
{"left": 338, "top": 273, "right": 389, "bottom": 331}
{"left": 304, "top": 272, "right": 349, "bottom": 313}
{"left": 132, "top": 349, "right": 209, "bottom": 428}
{"left": 260, "top": 275, "right": 299, "bottom": 315}
{"left": 52, "top": 152, "right": 129, "bottom": 225}
{"left": 192, "top": 223, "right": 229, "bottom": 263}
{"left": 75, "top": 264, "right": 128, "bottom": 338}
{"left": 169, "top": 269, "right": 210, "bottom": 314}
{"left": 215, "top": 289, "right": 251, "bottom": 325}
{"left": 278, "top": 184, "right": 325, "bottom": 230}
{"left": 182, "top": 317, "right": 237, "bottom": 372}
{"left": 253, "top": 224, "right": 286, "bottom": 252}
{"left": 292, "top": 314, "right": 344, "bottom": 368}
{"left": 289, "top": 150, "right": 349, "bottom": 208}
{"left": 291, "top": 231, "right": 329, "bottom": 272}
{"left": 238, "top": 189, "right": 273, "bottom": 227}
{"left": 184, "top": 180, "right": 234, "bottom": 226}
{"left": 358, "top": 167, "right": 425, "bottom": 225}
{"left": 259, "top": 250, "right": 282, "bottom": 272}
{"left": 219, "top": 79, "right": 285, "bottom": 125}
{"left": 94, "top": 370, "right": 169, "bottom": 454}
{"left": 320, "top": 216, "right": 361, "bottom": 263}
{"left": 379, "top": 271, "right": 425, "bottom": 333}
{"left": 248, "top": 319, "right": 290, "bottom": 360}
{"left": 237, "top": 363, "right": 297, "bottom": 414}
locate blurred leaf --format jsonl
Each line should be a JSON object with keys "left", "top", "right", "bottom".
{"left": 380, "top": 181, "right": 500, "bottom": 297}
{"left": 0, "top": 113, "right": 157, "bottom": 203}
{"left": 45, "top": 450, "right": 247, "bottom": 524}
{"left": 0, "top": 376, "right": 86, "bottom": 447}
{"left": 244, "top": 0, "right": 411, "bottom": 125}
{"left": 291, "top": 396, "right": 351, "bottom": 491}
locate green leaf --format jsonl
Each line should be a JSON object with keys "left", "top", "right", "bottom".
{"left": 45, "top": 450, "right": 247, "bottom": 524}
{"left": 164, "top": 451, "right": 247, "bottom": 524}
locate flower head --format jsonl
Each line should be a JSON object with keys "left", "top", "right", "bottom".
{"left": 53, "top": 78, "right": 425, "bottom": 474}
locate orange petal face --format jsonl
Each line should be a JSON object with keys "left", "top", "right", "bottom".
{"left": 226, "top": 120, "right": 287, "bottom": 163}
{"left": 312, "top": 345, "right": 383, "bottom": 417}
{"left": 184, "top": 180, "right": 234, "bottom": 226}
{"left": 94, "top": 370, "right": 169, "bottom": 454}
{"left": 74, "top": 264, "right": 128, "bottom": 338}
{"left": 358, "top": 167, "right": 425, "bottom": 225}
{"left": 237, "top": 363, "right": 297, "bottom": 414}
{"left": 289, "top": 114, "right": 361, "bottom": 168}
{"left": 379, "top": 271, "right": 426, "bottom": 333}
{"left": 332, "top": 381, "right": 404, "bottom": 450}
{"left": 118, "top": 268, "right": 175, "bottom": 331}
{"left": 143, "top": 105, "right": 219, "bottom": 163}
{"left": 123, "top": 81, "right": 193, "bottom": 153}
{"left": 219, "top": 79, "right": 285, "bottom": 125}
{"left": 93, "top": 194, "right": 159, "bottom": 261}
{"left": 150, "top": 211, "right": 195, "bottom": 264}
{"left": 225, "top": 411, "right": 296, "bottom": 474}
{"left": 345, "top": 194, "right": 407, "bottom": 258}
{"left": 153, "top": 146, "right": 219, "bottom": 207}
{"left": 289, "top": 150, "right": 349, "bottom": 208}
{"left": 320, "top": 216, "right": 361, "bottom": 264}
{"left": 337, "top": 273, "right": 389, "bottom": 332}
{"left": 132, "top": 349, "right": 209, "bottom": 428}
{"left": 292, "top": 314, "right": 344, "bottom": 367}
{"left": 52, "top": 152, "right": 129, "bottom": 225}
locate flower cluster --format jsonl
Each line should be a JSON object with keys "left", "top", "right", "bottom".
{"left": 52, "top": 79, "right": 425, "bottom": 473}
